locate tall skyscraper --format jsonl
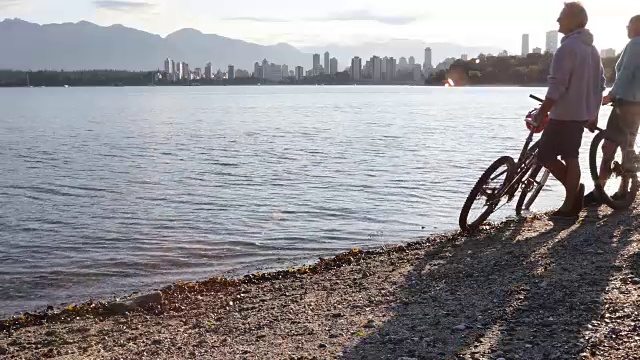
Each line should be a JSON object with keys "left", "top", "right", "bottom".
{"left": 330, "top": 58, "right": 338, "bottom": 74}
{"left": 313, "top": 54, "right": 321, "bottom": 75}
{"left": 295, "top": 66, "right": 304, "bottom": 81}
{"left": 386, "top": 57, "right": 396, "bottom": 81}
{"left": 522, "top": 34, "right": 530, "bottom": 56}
{"left": 398, "top": 57, "right": 408, "bottom": 70}
{"left": 546, "top": 30, "right": 559, "bottom": 53}
{"left": 281, "top": 64, "right": 289, "bottom": 78}
{"left": 176, "top": 62, "right": 184, "bottom": 79}
{"left": 261, "top": 59, "right": 269, "bottom": 81}
{"left": 372, "top": 56, "right": 382, "bottom": 82}
{"left": 424, "top": 47, "right": 433, "bottom": 69}
{"left": 228, "top": 65, "right": 235, "bottom": 80}
{"left": 164, "top": 58, "right": 172, "bottom": 74}
{"left": 409, "top": 56, "right": 416, "bottom": 66}
{"left": 350, "top": 56, "right": 362, "bottom": 80}
{"left": 324, "top": 52, "right": 330, "bottom": 75}
{"left": 205, "top": 62, "right": 213, "bottom": 79}
{"left": 381, "top": 57, "right": 388, "bottom": 78}
{"left": 254, "top": 62, "right": 262, "bottom": 78}
{"left": 181, "top": 62, "right": 189, "bottom": 79}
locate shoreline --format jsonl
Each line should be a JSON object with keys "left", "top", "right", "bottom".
{"left": 0, "top": 83, "right": 550, "bottom": 89}
{"left": 2, "top": 204, "right": 640, "bottom": 359}
{"left": 0, "top": 221, "right": 468, "bottom": 328}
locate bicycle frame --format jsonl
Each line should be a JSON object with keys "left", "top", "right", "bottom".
{"left": 485, "top": 129, "right": 539, "bottom": 206}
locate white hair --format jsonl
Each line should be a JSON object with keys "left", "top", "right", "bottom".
{"left": 564, "top": 2, "right": 588, "bottom": 27}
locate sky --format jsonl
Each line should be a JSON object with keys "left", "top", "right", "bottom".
{"left": 0, "top": 0, "right": 636, "bottom": 53}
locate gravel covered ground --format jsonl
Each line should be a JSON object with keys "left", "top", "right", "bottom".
{"left": 2, "top": 203, "right": 640, "bottom": 360}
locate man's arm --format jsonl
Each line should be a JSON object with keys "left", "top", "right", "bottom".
{"left": 599, "top": 61, "right": 607, "bottom": 93}
{"left": 588, "top": 60, "right": 606, "bottom": 131}
{"left": 609, "top": 41, "right": 639, "bottom": 99}
{"left": 539, "top": 45, "right": 575, "bottom": 116}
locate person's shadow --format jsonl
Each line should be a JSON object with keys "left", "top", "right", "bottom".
{"left": 341, "top": 205, "right": 636, "bottom": 359}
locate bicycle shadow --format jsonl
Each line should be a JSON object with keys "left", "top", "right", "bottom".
{"left": 341, "top": 206, "right": 635, "bottom": 359}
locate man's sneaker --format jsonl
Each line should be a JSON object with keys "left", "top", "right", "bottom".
{"left": 549, "top": 209, "right": 579, "bottom": 220}
{"left": 583, "top": 191, "right": 602, "bottom": 207}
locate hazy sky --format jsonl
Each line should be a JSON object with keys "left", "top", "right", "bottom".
{"left": 1, "top": 0, "right": 636, "bottom": 52}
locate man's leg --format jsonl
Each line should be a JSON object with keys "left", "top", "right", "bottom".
{"left": 563, "top": 158, "right": 581, "bottom": 211}
{"left": 543, "top": 157, "right": 579, "bottom": 212}
{"left": 585, "top": 109, "right": 624, "bottom": 205}
{"left": 544, "top": 158, "right": 568, "bottom": 185}
{"left": 598, "top": 139, "right": 618, "bottom": 187}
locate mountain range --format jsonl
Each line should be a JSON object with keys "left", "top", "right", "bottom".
{"left": 0, "top": 18, "right": 503, "bottom": 72}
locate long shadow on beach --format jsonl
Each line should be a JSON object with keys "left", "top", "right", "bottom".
{"left": 342, "top": 206, "right": 637, "bottom": 360}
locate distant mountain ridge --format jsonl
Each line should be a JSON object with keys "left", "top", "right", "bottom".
{"left": 0, "top": 18, "right": 310, "bottom": 71}
{"left": 0, "top": 18, "right": 503, "bottom": 72}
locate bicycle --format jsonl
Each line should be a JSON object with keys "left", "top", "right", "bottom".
{"left": 588, "top": 102, "right": 640, "bottom": 210}
{"left": 459, "top": 94, "right": 550, "bottom": 233}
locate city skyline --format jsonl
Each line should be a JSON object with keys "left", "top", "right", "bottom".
{"left": 1, "top": 0, "right": 634, "bottom": 53}
{"left": 158, "top": 24, "right": 615, "bottom": 85}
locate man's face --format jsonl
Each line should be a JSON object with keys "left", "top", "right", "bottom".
{"left": 557, "top": 7, "right": 574, "bottom": 35}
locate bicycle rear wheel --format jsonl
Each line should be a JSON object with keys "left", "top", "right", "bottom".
{"left": 459, "top": 156, "right": 515, "bottom": 233}
{"left": 515, "top": 164, "right": 550, "bottom": 216}
{"left": 589, "top": 130, "right": 639, "bottom": 209}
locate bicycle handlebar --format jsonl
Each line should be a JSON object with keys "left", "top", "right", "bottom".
{"left": 528, "top": 93, "right": 605, "bottom": 132}
{"left": 529, "top": 94, "right": 544, "bottom": 103}
{"left": 529, "top": 93, "right": 614, "bottom": 107}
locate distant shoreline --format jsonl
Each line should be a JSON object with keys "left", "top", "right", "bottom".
{"left": 0, "top": 83, "right": 549, "bottom": 88}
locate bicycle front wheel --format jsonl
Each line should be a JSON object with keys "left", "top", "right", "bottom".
{"left": 459, "top": 156, "right": 515, "bottom": 233}
{"left": 589, "top": 130, "right": 639, "bottom": 210}
{"left": 515, "top": 164, "right": 550, "bottom": 216}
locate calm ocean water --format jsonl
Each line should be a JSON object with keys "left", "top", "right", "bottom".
{"left": 0, "top": 86, "right": 610, "bottom": 316}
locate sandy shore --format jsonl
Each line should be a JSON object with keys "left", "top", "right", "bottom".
{"left": 2, "top": 203, "right": 640, "bottom": 360}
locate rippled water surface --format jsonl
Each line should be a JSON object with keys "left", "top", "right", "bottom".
{"left": 0, "top": 86, "right": 610, "bottom": 316}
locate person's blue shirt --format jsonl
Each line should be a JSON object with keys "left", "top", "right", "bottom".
{"left": 610, "top": 37, "right": 640, "bottom": 102}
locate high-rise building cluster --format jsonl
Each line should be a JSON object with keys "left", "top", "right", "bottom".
{"left": 514, "top": 30, "right": 559, "bottom": 57}
{"left": 348, "top": 47, "right": 431, "bottom": 83}
{"left": 162, "top": 58, "right": 250, "bottom": 81}
{"left": 252, "top": 59, "right": 294, "bottom": 82}
{"left": 309, "top": 52, "right": 339, "bottom": 76}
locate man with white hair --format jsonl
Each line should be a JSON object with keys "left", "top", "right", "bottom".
{"left": 584, "top": 14, "right": 640, "bottom": 205}
{"left": 534, "top": 1, "right": 605, "bottom": 218}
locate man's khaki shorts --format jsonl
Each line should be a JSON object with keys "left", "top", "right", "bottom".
{"left": 606, "top": 101, "right": 640, "bottom": 153}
